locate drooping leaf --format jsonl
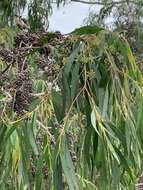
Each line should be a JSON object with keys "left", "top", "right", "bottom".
{"left": 60, "top": 134, "right": 79, "bottom": 190}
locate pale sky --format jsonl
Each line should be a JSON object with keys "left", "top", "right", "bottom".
{"left": 49, "top": 2, "right": 92, "bottom": 33}
{"left": 22, "top": 2, "right": 102, "bottom": 33}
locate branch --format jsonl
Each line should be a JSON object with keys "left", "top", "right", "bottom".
{"left": 1, "top": 61, "right": 14, "bottom": 75}
{"left": 70, "top": 0, "right": 138, "bottom": 6}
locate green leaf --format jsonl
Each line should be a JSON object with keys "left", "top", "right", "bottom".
{"left": 27, "top": 98, "right": 41, "bottom": 112}
{"left": 35, "top": 154, "right": 43, "bottom": 190}
{"left": 106, "top": 137, "right": 120, "bottom": 163}
{"left": 53, "top": 157, "right": 64, "bottom": 190}
{"left": 52, "top": 91, "right": 65, "bottom": 122}
{"left": 102, "top": 85, "right": 109, "bottom": 119}
{"left": 91, "top": 109, "right": 99, "bottom": 135}
{"left": 27, "top": 113, "right": 39, "bottom": 155}
{"left": 64, "top": 40, "right": 81, "bottom": 76}
{"left": 62, "top": 74, "right": 71, "bottom": 112}
{"left": 83, "top": 126, "right": 92, "bottom": 167}
{"left": 71, "top": 25, "right": 104, "bottom": 35}
{"left": 60, "top": 134, "right": 79, "bottom": 190}
{"left": 71, "top": 61, "right": 80, "bottom": 101}
{"left": 113, "top": 146, "right": 134, "bottom": 180}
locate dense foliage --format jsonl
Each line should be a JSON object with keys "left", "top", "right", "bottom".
{"left": 84, "top": 0, "right": 143, "bottom": 63}
{"left": 0, "top": 25, "right": 143, "bottom": 189}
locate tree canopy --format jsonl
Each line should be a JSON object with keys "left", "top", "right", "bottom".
{"left": 0, "top": 1, "right": 143, "bottom": 189}
{"left": 0, "top": 24, "right": 143, "bottom": 190}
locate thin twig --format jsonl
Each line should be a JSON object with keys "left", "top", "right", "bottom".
{"left": 71, "top": 0, "right": 138, "bottom": 6}
{"left": 36, "top": 119, "right": 55, "bottom": 142}
{"left": 1, "top": 59, "right": 15, "bottom": 75}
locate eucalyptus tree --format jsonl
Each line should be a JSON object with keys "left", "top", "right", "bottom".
{"left": 0, "top": 1, "right": 143, "bottom": 189}
{"left": 0, "top": 24, "right": 143, "bottom": 190}
{"left": 1, "top": 0, "right": 142, "bottom": 34}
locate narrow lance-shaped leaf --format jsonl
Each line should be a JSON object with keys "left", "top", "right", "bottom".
{"left": 60, "top": 133, "right": 79, "bottom": 190}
